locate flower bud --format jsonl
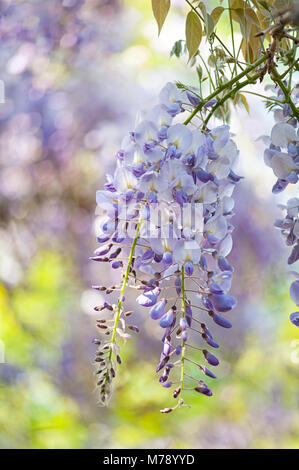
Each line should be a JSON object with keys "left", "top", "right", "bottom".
{"left": 159, "top": 309, "right": 174, "bottom": 328}
{"left": 203, "top": 349, "right": 219, "bottom": 366}
{"left": 150, "top": 298, "right": 167, "bottom": 320}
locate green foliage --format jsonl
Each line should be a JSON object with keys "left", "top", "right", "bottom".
{"left": 211, "top": 6, "right": 225, "bottom": 26}
{"left": 151, "top": 0, "right": 171, "bottom": 35}
{"left": 197, "top": 1, "right": 215, "bottom": 39}
{"left": 151, "top": 0, "right": 298, "bottom": 126}
{"left": 185, "top": 11, "right": 203, "bottom": 61}
{"left": 170, "top": 40, "right": 184, "bottom": 58}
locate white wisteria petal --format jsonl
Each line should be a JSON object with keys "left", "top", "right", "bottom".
{"left": 273, "top": 108, "right": 285, "bottom": 123}
{"left": 205, "top": 214, "right": 227, "bottom": 240}
{"left": 167, "top": 123, "right": 193, "bottom": 154}
{"left": 135, "top": 120, "right": 159, "bottom": 145}
{"left": 96, "top": 215, "right": 115, "bottom": 237}
{"left": 218, "top": 234, "right": 233, "bottom": 257}
{"left": 159, "top": 82, "right": 186, "bottom": 107}
{"left": 287, "top": 198, "right": 299, "bottom": 217}
{"left": 210, "top": 125, "right": 230, "bottom": 153}
{"left": 271, "top": 122, "right": 296, "bottom": 147}
{"left": 138, "top": 170, "right": 159, "bottom": 193}
{"left": 222, "top": 195, "right": 235, "bottom": 214}
{"left": 271, "top": 153, "right": 296, "bottom": 178}
{"left": 96, "top": 190, "right": 116, "bottom": 217}
{"left": 186, "top": 129, "right": 206, "bottom": 155}
{"left": 114, "top": 166, "right": 138, "bottom": 192}
{"left": 150, "top": 237, "right": 175, "bottom": 255}
{"left": 218, "top": 139, "right": 238, "bottom": 165}
{"left": 155, "top": 173, "right": 170, "bottom": 193}
{"left": 174, "top": 239, "right": 201, "bottom": 265}
{"left": 172, "top": 173, "right": 196, "bottom": 195}
{"left": 147, "top": 104, "right": 172, "bottom": 128}
{"left": 195, "top": 181, "right": 218, "bottom": 204}
{"left": 208, "top": 158, "right": 231, "bottom": 179}
{"left": 181, "top": 203, "right": 204, "bottom": 236}
{"left": 264, "top": 148, "right": 275, "bottom": 167}
{"left": 160, "top": 159, "right": 186, "bottom": 184}
{"left": 218, "top": 181, "right": 235, "bottom": 198}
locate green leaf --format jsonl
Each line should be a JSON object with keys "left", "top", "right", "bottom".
{"left": 151, "top": 0, "right": 171, "bottom": 35}
{"left": 244, "top": 8, "right": 261, "bottom": 28}
{"left": 208, "top": 54, "right": 217, "bottom": 68}
{"left": 239, "top": 94, "right": 250, "bottom": 113}
{"left": 257, "top": 0, "right": 271, "bottom": 11}
{"left": 185, "top": 11, "right": 202, "bottom": 61}
{"left": 196, "top": 64, "right": 203, "bottom": 81}
{"left": 211, "top": 6, "right": 224, "bottom": 26}
{"left": 233, "top": 93, "right": 240, "bottom": 106}
{"left": 197, "top": 1, "right": 207, "bottom": 17}
{"left": 230, "top": 0, "right": 245, "bottom": 8}
{"left": 241, "top": 24, "right": 261, "bottom": 64}
{"left": 250, "top": 0, "right": 262, "bottom": 9}
{"left": 175, "top": 81, "right": 187, "bottom": 90}
{"left": 197, "top": 2, "right": 214, "bottom": 38}
{"left": 170, "top": 40, "right": 183, "bottom": 58}
{"left": 233, "top": 9, "right": 251, "bottom": 40}
{"left": 205, "top": 14, "right": 214, "bottom": 39}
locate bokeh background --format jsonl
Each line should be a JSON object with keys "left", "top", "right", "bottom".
{"left": 0, "top": 0, "right": 298, "bottom": 449}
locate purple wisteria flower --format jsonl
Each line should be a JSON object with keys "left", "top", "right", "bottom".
{"left": 92, "top": 82, "right": 240, "bottom": 410}
{"left": 263, "top": 82, "right": 299, "bottom": 327}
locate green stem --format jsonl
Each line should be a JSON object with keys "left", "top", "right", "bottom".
{"left": 184, "top": 54, "right": 267, "bottom": 125}
{"left": 271, "top": 68, "right": 299, "bottom": 121}
{"left": 199, "top": 52, "right": 216, "bottom": 91}
{"left": 202, "top": 72, "right": 260, "bottom": 129}
{"left": 109, "top": 216, "right": 142, "bottom": 358}
{"left": 178, "top": 266, "right": 186, "bottom": 406}
{"left": 279, "top": 55, "right": 298, "bottom": 84}
{"left": 288, "top": 67, "right": 293, "bottom": 92}
{"left": 210, "top": 40, "right": 220, "bottom": 88}
{"left": 228, "top": 0, "right": 237, "bottom": 76}
{"left": 240, "top": 90, "right": 284, "bottom": 104}
{"left": 217, "top": 35, "right": 244, "bottom": 71}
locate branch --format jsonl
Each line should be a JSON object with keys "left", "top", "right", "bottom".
{"left": 258, "top": 5, "right": 299, "bottom": 81}
{"left": 278, "top": 58, "right": 299, "bottom": 80}
{"left": 184, "top": 55, "right": 268, "bottom": 125}
{"left": 202, "top": 72, "right": 261, "bottom": 130}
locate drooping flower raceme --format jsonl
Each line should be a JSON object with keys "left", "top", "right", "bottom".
{"left": 92, "top": 82, "right": 240, "bottom": 412}
{"left": 263, "top": 82, "right": 299, "bottom": 327}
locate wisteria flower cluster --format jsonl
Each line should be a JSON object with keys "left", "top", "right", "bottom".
{"left": 92, "top": 82, "right": 240, "bottom": 412}
{"left": 263, "top": 83, "right": 299, "bottom": 328}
